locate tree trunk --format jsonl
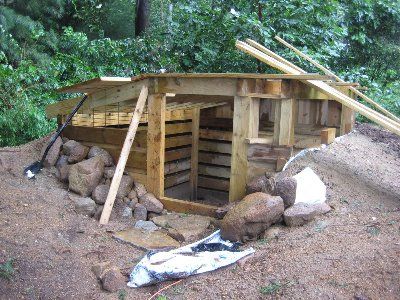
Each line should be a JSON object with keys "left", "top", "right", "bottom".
{"left": 135, "top": 0, "right": 150, "bottom": 37}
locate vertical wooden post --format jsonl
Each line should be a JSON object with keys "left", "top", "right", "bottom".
{"left": 249, "top": 98, "right": 260, "bottom": 138}
{"left": 339, "top": 87, "right": 355, "bottom": 135}
{"left": 273, "top": 98, "right": 296, "bottom": 146}
{"left": 190, "top": 107, "right": 200, "bottom": 200}
{"left": 146, "top": 93, "right": 166, "bottom": 198}
{"left": 229, "top": 96, "right": 255, "bottom": 202}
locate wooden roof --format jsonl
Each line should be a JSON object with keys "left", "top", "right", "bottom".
{"left": 57, "top": 73, "right": 333, "bottom": 93}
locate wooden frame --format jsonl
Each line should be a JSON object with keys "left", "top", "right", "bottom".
{"left": 52, "top": 72, "right": 359, "bottom": 216}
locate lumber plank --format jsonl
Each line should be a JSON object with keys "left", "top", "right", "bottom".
{"left": 164, "top": 159, "right": 191, "bottom": 175}
{"left": 198, "top": 152, "right": 231, "bottom": 167}
{"left": 100, "top": 85, "right": 148, "bottom": 225}
{"left": 199, "top": 129, "right": 232, "bottom": 141}
{"left": 159, "top": 196, "right": 218, "bottom": 217}
{"left": 198, "top": 140, "right": 232, "bottom": 154}
{"left": 198, "top": 176, "right": 230, "bottom": 192}
{"left": 321, "top": 128, "right": 336, "bottom": 144}
{"left": 198, "top": 164, "right": 231, "bottom": 179}
{"left": 146, "top": 93, "right": 166, "bottom": 198}
{"left": 189, "top": 107, "right": 200, "bottom": 200}
{"left": 273, "top": 98, "right": 296, "bottom": 146}
{"left": 164, "top": 171, "right": 190, "bottom": 188}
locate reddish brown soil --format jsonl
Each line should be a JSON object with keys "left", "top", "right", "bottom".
{"left": 1, "top": 124, "right": 399, "bottom": 299}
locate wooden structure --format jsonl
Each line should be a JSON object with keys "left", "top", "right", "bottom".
{"left": 47, "top": 73, "right": 357, "bottom": 217}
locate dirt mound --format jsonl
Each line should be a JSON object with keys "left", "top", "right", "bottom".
{"left": 1, "top": 124, "right": 399, "bottom": 299}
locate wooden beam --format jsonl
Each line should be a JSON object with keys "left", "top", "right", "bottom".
{"left": 100, "top": 85, "right": 148, "bottom": 225}
{"left": 229, "top": 95, "right": 251, "bottom": 202}
{"left": 146, "top": 93, "right": 166, "bottom": 198}
{"left": 321, "top": 128, "right": 336, "bottom": 144}
{"left": 159, "top": 196, "right": 218, "bottom": 217}
{"left": 273, "top": 98, "right": 296, "bottom": 146}
{"left": 190, "top": 107, "right": 200, "bottom": 200}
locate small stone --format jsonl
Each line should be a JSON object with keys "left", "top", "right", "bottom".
{"left": 70, "top": 194, "right": 96, "bottom": 217}
{"left": 134, "top": 220, "right": 159, "bottom": 232}
{"left": 117, "top": 175, "right": 134, "bottom": 199}
{"left": 68, "top": 157, "right": 105, "bottom": 197}
{"left": 56, "top": 155, "right": 69, "bottom": 169}
{"left": 122, "top": 207, "right": 133, "bottom": 218}
{"left": 283, "top": 203, "right": 317, "bottom": 227}
{"left": 313, "top": 202, "right": 332, "bottom": 215}
{"left": 40, "top": 136, "right": 63, "bottom": 167}
{"left": 63, "top": 140, "right": 89, "bottom": 163}
{"left": 127, "top": 198, "right": 138, "bottom": 209}
{"left": 56, "top": 164, "right": 71, "bottom": 183}
{"left": 275, "top": 177, "right": 297, "bottom": 208}
{"left": 134, "top": 183, "right": 147, "bottom": 198}
{"left": 91, "top": 261, "right": 111, "bottom": 279}
{"left": 147, "top": 212, "right": 160, "bottom": 220}
{"left": 101, "top": 268, "right": 125, "bottom": 292}
{"left": 94, "top": 205, "right": 104, "bottom": 220}
{"left": 133, "top": 203, "right": 147, "bottom": 221}
{"left": 104, "top": 166, "right": 116, "bottom": 179}
{"left": 92, "top": 184, "right": 110, "bottom": 205}
{"left": 246, "top": 175, "right": 275, "bottom": 195}
{"left": 128, "top": 189, "right": 138, "bottom": 200}
{"left": 88, "top": 146, "right": 114, "bottom": 167}
{"left": 263, "top": 225, "right": 285, "bottom": 240}
{"left": 139, "top": 193, "right": 163, "bottom": 213}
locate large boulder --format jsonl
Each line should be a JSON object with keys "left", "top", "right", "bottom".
{"left": 70, "top": 194, "right": 96, "bottom": 216}
{"left": 275, "top": 177, "right": 297, "bottom": 208}
{"left": 88, "top": 146, "right": 114, "bottom": 167}
{"left": 92, "top": 184, "right": 110, "bottom": 205}
{"left": 139, "top": 193, "right": 163, "bottom": 213}
{"left": 220, "top": 192, "right": 284, "bottom": 242}
{"left": 40, "top": 136, "right": 63, "bottom": 167}
{"left": 63, "top": 140, "right": 89, "bottom": 163}
{"left": 69, "top": 157, "right": 105, "bottom": 197}
{"left": 116, "top": 175, "right": 134, "bottom": 199}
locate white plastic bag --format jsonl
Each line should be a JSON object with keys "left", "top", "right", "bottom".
{"left": 293, "top": 167, "right": 326, "bottom": 205}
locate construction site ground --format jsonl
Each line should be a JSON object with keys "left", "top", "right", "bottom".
{"left": 0, "top": 123, "right": 399, "bottom": 299}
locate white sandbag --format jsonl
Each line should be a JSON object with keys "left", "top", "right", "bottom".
{"left": 128, "top": 230, "right": 255, "bottom": 287}
{"left": 293, "top": 167, "right": 326, "bottom": 205}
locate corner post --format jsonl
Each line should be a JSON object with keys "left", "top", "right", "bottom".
{"left": 146, "top": 93, "right": 166, "bottom": 198}
{"left": 190, "top": 107, "right": 200, "bottom": 200}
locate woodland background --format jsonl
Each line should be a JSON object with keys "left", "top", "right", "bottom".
{"left": 0, "top": 0, "right": 399, "bottom": 146}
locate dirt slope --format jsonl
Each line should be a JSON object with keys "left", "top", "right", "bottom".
{"left": 1, "top": 124, "right": 399, "bottom": 300}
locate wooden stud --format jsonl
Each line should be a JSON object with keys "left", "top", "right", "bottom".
{"left": 99, "top": 85, "right": 148, "bottom": 225}
{"left": 321, "top": 128, "right": 336, "bottom": 144}
{"left": 146, "top": 93, "right": 166, "bottom": 198}
{"left": 159, "top": 196, "right": 218, "bottom": 217}
{"left": 189, "top": 107, "right": 200, "bottom": 200}
{"left": 229, "top": 96, "right": 252, "bottom": 202}
{"left": 273, "top": 98, "right": 296, "bottom": 146}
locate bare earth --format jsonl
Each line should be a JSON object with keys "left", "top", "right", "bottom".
{"left": 1, "top": 123, "right": 399, "bottom": 300}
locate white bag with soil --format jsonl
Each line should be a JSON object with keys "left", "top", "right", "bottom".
{"left": 293, "top": 167, "right": 326, "bottom": 204}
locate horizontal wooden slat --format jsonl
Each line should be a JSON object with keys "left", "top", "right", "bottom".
{"left": 199, "top": 129, "right": 232, "bottom": 141}
{"left": 247, "top": 144, "right": 292, "bottom": 160}
{"left": 164, "top": 171, "right": 190, "bottom": 188}
{"left": 198, "top": 176, "right": 230, "bottom": 192}
{"left": 198, "top": 164, "right": 231, "bottom": 179}
{"left": 198, "top": 152, "right": 231, "bottom": 167}
{"left": 164, "top": 159, "right": 191, "bottom": 175}
{"left": 165, "top": 135, "right": 192, "bottom": 148}
{"left": 159, "top": 196, "right": 218, "bottom": 218}
{"left": 198, "top": 140, "right": 232, "bottom": 154}
{"left": 165, "top": 147, "right": 192, "bottom": 162}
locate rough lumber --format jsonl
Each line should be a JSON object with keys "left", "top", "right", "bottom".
{"left": 164, "top": 171, "right": 190, "bottom": 188}
{"left": 321, "top": 128, "right": 336, "bottom": 144}
{"left": 100, "top": 85, "right": 148, "bottom": 225}
{"left": 198, "top": 164, "right": 231, "bottom": 179}
{"left": 198, "top": 152, "right": 231, "bottom": 167}
{"left": 159, "top": 196, "right": 218, "bottom": 217}
{"left": 275, "top": 36, "right": 400, "bottom": 124}
{"left": 146, "top": 93, "right": 166, "bottom": 198}
{"left": 189, "top": 107, "right": 200, "bottom": 200}
{"left": 198, "top": 140, "right": 232, "bottom": 154}
{"left": 236, "top": 40, "right": 400, "bottom": 136}
{"left": 198, "top": 176, "right": 230, "bottom": 192}
{"left": 273, "top": 98, "right": 296, "bottom": 146}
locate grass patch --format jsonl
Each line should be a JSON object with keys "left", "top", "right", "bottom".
{"left": 0, "top": 259, "right": 15, "bottom": 280}
{"left": 366, "top": 225, "right": 380, "bottom": 236}
{"left": 260, "top": 282, "right": 282, "bottom": 295}
{"left": 118, "top": 289, "right": 127, "bottom": 300}
{"left": 156, "top": 296, "right": 168, "bottom": 300}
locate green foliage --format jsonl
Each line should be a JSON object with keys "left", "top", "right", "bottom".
{"left": 0, "top": 258, "right": 15, "bottom": 280}
{"left": 260, "top": 281, "right": 282, "bottom": 295}
{"left": 0, "top": 0, "right": 399, "bottom": 146}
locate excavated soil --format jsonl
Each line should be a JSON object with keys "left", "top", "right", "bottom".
{"left": 1, "top": 123, "right": 399, "bottom": 300}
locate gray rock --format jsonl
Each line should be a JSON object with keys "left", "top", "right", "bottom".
{"left": 56, "top": 156, "right": 71, "bottom": 183}
{"left": 246, "top": 174, "right": 275, "bottom": 195}
{"left": 128, "top": 189, "right": 138, "bottom": 200}
{"left": 122, "top": 207, "right": 133, "bottom": 218}
{"left": 94, "top": 205, "right": 104, "bottom": 220}
{"left": 263, "top": 225, "right": 286, "bottom": 240}
{"left": 139, "top": 193, "right": 163, "bottom": 213}
{"left": 41, "top": 136, "right": 63, "bottom": 167}
{"left": 104, "top": 166, "right": 116, "bottom": 179}
{"left": 101, "top": 268, "right": 125, "bottom": 292}
{"left": 56, "top": 155, "right": 69, "bottom": 169}
{"left": 69, "top": 157, "right": 105, "bottom": 197}
{"left": 127, "top": 198, "right": 138, "bottom": 209}
{"left": 70, "top": 194, "right": 96, "bottom": 216}
{"left": 133, "top": 203, "right": 147, "bottom": 221}
{"left": 63, "top": 140, "right": 89, "bottom": 163}
{"left": 92, "top": 184, "right": 110, "bottom": 205}
{"left": 283, "top": 203, "right": 318, "bottom": 227}
{"left": 91, "top": 261, "right": 111, "bottom": 279}
{"left": 275, "top": 177, "right": 297, "bottom": 208}
{"left": 313, "top": 202, "right": 332, "bottom": 215}
{"left": 147, "top": 212, "right": 160, "bottom": 220}
{"left": 88, "top": 146, "right": 114, "bottom": 167}
{"left": 220, "top": 192, "right": 284, "bottom": 242}
{"left": 152, "top": 213, "right": 211, "bottom": 242}
{"left": 117, "top": 175, "right": 134, "bottom": 199}
{"left": 134, "top": 183, "right": 147, "bottom": 198}
{"left": 134, "top": 220, "right": 159, "bottom": 232}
